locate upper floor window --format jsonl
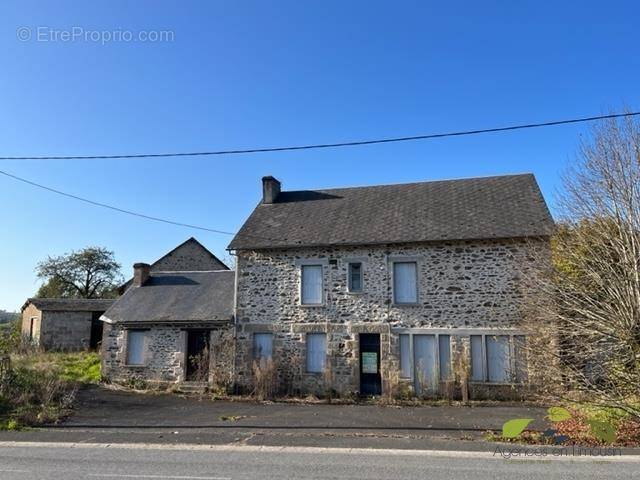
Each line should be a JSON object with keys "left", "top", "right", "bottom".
{"left": 348, "top": 262, "right": 363, "bottom": 293}
{"left": 301, "top": 265, "right": 323, "bottom": 305}
{"left": 393, "top": 261, "right": 418, "bottom": 304}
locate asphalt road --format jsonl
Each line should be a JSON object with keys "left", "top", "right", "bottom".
{"left": 0, "top": 444, "right": 637, "bottom": 480}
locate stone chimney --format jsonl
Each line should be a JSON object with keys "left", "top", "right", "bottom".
{"left": 262, "top": 176, "right": 281, "bottom": 204}
{"left": 132, "top": 263, "right": 151, "bottom": 287}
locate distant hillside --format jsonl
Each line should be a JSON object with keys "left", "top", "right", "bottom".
{"left": 0, "top": 310, "right": 18, "bottom": 323}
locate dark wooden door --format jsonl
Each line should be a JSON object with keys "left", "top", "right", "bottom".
{"left": 359, "top": 333, "right": 382, "bottom": 396}
{"left": 186, "top": 330, "right": 210, "bottom": 381}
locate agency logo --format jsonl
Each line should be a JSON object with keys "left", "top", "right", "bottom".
{"left": 502, "top": 406, "right": 616, "bottom": 444}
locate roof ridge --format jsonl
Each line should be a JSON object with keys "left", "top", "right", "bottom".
{"left": 151, "top": 269, "right": 234, "bottom": 274}
{"left": 279, "top": 173, "right": 534, "bottom": 195}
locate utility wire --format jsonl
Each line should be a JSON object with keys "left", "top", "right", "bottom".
{"left": 1, "top": 111, "right": 638, "bottom": 160}
{"left": 0, "top": 169, "right": 271, "bottom": 241}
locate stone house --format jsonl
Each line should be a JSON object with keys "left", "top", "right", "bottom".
{"left": 228, "top": 174, "right": 554, "bottom": 397}
{"left": 21, "top": 298, "right": 114, "bottom": 351}
{"left": 100, "top": 265, "right": 234, "bottom": 386}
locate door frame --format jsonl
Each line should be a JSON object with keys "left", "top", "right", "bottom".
{"left": 359, "top": 333, "right": 382, "bottom": 396}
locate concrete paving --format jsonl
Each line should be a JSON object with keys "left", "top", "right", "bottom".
{"left": 0, "top": 442, "right": 636, "bottom": 479}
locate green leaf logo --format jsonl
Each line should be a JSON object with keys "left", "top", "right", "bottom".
{"left": 587, "top": 420, "right": 616, "bottom": 444}
{"left": 502, "top": 418, "right": 534, "bottom": 438}
{"left": 547, "top": 406, "right": 572, "bottom": 422}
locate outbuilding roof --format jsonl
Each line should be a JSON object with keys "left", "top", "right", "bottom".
{"left": 22, "top": 298, "right": 114, "bottom": 312}
{"left": 102, "top": 270, "right": 234, "bottom": 324}
{"left": 228, "top": 174, "right": 554, "bottom": 250}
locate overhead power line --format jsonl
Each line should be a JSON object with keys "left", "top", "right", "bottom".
{"left": 0, "top": 169, "right": 269, "bottom": 241}
{"left": 1, "top": 111, "right": 638, "bottom": 160}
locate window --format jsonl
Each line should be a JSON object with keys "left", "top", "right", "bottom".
{"left": 399, "top": 334, "right": 411, "bottom": 378}
{"left": 29, "top": 317, "right": 36, "bottom": 340}
{"left": 514, "top": 335, "right": 528, "bottom": 382}
{"left": 393, "top": 262, "right": 418, "bottom": 304}
{"left": 438, "top": 335, "right": 451, "bottom": 381}
{"left": 301, "top": 265, "right": 323, "bottom": 305}
{"left": 470, "top": 335, "right": 485, "bottom": 381}
{"left": 348, "top": 262, "right": 363, "bottom": 292}
{"left": 126, "top": 330, "right": 146, "bottom": 365}
{"left": 306, "top": 333, "right": 327, "bottom": 373}
{"left": 486, "top": 335, "right": 510, "bottom": 382}
{"left": 413, "top": 335, "right": 437, "bottom": 393}
{"left": 253, "top": 333, "right": 273, "bottom": 362}
{"left": 470, "top": 334, "right": 527, "bottom": 383}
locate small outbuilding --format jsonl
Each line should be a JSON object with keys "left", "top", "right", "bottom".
{"left": 21, "top": 298, "right": 114, "bottom": 351}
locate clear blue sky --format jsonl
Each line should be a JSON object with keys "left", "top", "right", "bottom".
{"left": 1, "top": 1, "right": 638, "bottom": 311}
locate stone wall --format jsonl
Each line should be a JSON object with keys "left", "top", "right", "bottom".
{"left": 152, "top": 239, "right": 228, "bottom": 272}
{"left": 234, "top": 238, "right": 547, "bottom": 397}
{"left": 40, "top": 311, "right": 93, "bottom": 351}
{"left": 101, "top": 322, "right": 234, "bottom": 388}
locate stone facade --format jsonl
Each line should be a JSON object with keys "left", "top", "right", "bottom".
{"left": 234, "top": 238, "right": 546, "bottom": 397}
{"left": 149, "top": 238, "right": 228, "bottom": 272}
{"left": 102, "top": 322, "right": 234, "bottom": 388}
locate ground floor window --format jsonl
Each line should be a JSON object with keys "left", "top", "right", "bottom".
{"left": 306, "top": 333, "right": 327, "bottom": 373}
{"left": 253, "top": 333, "right": 273, "bottom": 364}
{"left": 470, "top": 334, "right": 527, "bottom": 383}
{"left": 398, "top": 333, "right": 452, "bottom": 393}
{"left": 399, "top": 331, "right": 527, "bottom": 389}
{"left": 126, "top": 330, "right": 146, "bottom": 366}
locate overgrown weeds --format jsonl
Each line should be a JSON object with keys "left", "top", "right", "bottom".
{"left": 0, "top": 351, "right": 100, "bottom": 429}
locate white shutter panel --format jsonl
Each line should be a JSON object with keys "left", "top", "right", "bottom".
{"left": 399, "top": 334, "right": 411, "bottom": 378}
{"left": 306, "top": 333, "right": 326, "bottom": 373}
{"left": 470, "top": 335, "right": 484, "bottom": 381}
{"left": 413, "top": 335, "right": 437, "bottom": 394}
{"left": 438, "top": 335, "right": 451, "bottom": 381}
{"left": 126, "top": 331, "right": 145, "bottom": 365}
{"left": 487, "top": 335, "right": 511, "bottom": 382}
{"left": 253, "top": 333, "right": 273, "bottom": 360}
{"left": 302, "top": 265, "right": 323, "bottom": 304}
{"left": 393, "top": 262, "right": 417, "bottom": 303}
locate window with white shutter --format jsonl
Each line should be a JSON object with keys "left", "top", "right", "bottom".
{"left": 486, "top": 335, "right": 511, "bottom": 382}
{"left": 253, "top": 333, "right": 273, "bottom": 361}
{"left": 470, "top": 335, "right": 484, "bottom": 381}
{"left": 126, "top": 330, "right": 145, "bottom": 366}
{"left": 393, "top": 262, "right": 418, "bottom": 304}
{"left": 301, "top": 265, "right": 323, "bottom": 305}
{"left": 306, "top": 333, "right": 327, "bottom": 373}
{"left": 399, "top": 334, "right": 411, "bottom": 378}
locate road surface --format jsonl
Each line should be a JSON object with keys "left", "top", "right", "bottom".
{"left": 0, "top": 443, "right": 637, "bottom": 480}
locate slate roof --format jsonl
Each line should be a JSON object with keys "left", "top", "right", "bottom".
{"left": 102, "top": 270, "right": 235, "bottom": 324}
{"left": 22, "top": 298, "right": 114, "bottom": 313}
{"left": 119, "top": 237, "right": 229, "bottom": 293}
{"left": 228, "top": 174, "right": 554, "bottom": 250}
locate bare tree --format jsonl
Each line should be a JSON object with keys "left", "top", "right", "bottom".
{"left": 522, "top": 113, "right": 640, "bottom": 417}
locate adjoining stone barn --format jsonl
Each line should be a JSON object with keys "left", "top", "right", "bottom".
{"left": 21, "top": 298, "right": 114, "bottom": 351}
{"left": 100, "top": 263, "right": 235, "bottom": 388}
